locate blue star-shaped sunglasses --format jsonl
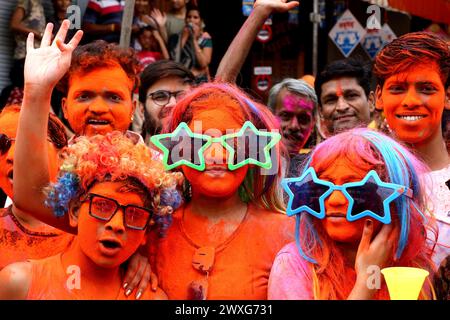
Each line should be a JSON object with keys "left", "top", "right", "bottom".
{"left": 281, "top": 167, "right": 413, "bottom": 224}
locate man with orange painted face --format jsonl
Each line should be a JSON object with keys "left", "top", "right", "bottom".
{"left": 314, "top": 58, "right": 375, "bottom": 138}
{"left": 0, "top": 105, "right": 74, "bottom": 270}
{"left": 13, "top": 20, "right": 157, "bottom": 298}
{"left": 373, "top": 32, "right": 450, "bottom": 267}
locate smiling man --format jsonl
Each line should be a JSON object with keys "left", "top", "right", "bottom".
{"left": 314, "top": 58, "right": 374, "bottom": 137}
{"left": 374, "top": 32, "right": 450, "bottom": 267}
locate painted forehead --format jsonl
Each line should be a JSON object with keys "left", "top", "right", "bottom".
{"left": 189, "top": 94, "right": 246, "bottom": 132}
{"left": 69, "top": 64, "right": 134, "bottom": 92}
{"left": 0, "top": 111, "right": 19, "bottom": 137}
{"left": 281, "top": 93, "right": 314, "bottom": 112}
{"left": 323, "top": 77, "right": 364, "bottom": 94}
{"left": 384, "top": 62, "right": 444, "bottom": 85}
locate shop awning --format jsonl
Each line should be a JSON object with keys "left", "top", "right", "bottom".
{"left": 364, "top": 0, "right": 450, "bottom": 24}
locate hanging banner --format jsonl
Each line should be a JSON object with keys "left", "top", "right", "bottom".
{"left": 242, "top": 0, "right": 254, "bottom": 16}
{"left": 328, "top": 9, "right": 366, "bottom": 57}
{"left": 256, "top": 18, "right": 272, "bottom": 43}
{"left": 254, "top": 67, "right": 272, "bottom": 93}
{"left": 361, "top": 28, "right": 384, "bottom": 60}
{"left": 381, "top": 23, "right": 397, "bottom": 45}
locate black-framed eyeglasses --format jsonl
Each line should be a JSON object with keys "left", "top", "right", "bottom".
{"left": 147, "top": 90, "right": 186, "bottom": 106}
{"left": 85, "top": 193, "right": 152, "bottom": 230}
{"left": 0, "top": 134, "right": 15, "bottom": 155}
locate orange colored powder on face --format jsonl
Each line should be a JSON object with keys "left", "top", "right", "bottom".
{"left": 379, "top": 62, "right": 447, "bottom": 144}
{"left": 182, "top": 101, "right": 248, "bottom": 198}
{"left": 74, "top": 181, "right": 147, "bottom": 268}
{"left": 0, "top": 111, "right": 59, "bottom": 198}
{"left": 64, "top": 65, "right": 134, "bottom": 136}
{"left": 318, "top": 158, "right": 382, "bottom": 244}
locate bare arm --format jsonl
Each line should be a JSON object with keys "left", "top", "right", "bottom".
{"left": 153, "top": 30, "right": 170, "bottom": 60}
{"left": 193, "top": 32, "right": 212, "bottom": 69}
{"left": 10, "top": 7, "right": 42, "bottom": 40}
{"left": 0, "top": 262, "right": 32, "bottom": 300}
{"left": 14, "top": 21, "right": 83, "bottom": 234}
{"left": 215, "top": 0, "right": 299, "bottom": 83}
{"left": 82, "top": 22, "right": 120, "bottom": 35}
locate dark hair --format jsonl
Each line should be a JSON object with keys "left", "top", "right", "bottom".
{"left": 374, "top": 32, "right": 450, "bottom": 88}
{"left": 139, "top": 60, "right": 195, "bottom": 137}
{"left": 314, "top": 57, "right": 372, "bottom": 107}
{"left": 57, "top": 40, "right": 141, "bottom": 95}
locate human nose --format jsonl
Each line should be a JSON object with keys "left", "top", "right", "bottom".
{"left": 105, "top": 208, "right": 126, "bottom": 234}
{"left": 5, "top": 142, "right": 14, "bottom": 164}
{"left": 325, "top": 190, "right": 348, "bottom": 209}
{"left": 204, "top": 142, "right": 227, "bottom": 165}
{"left": 401, "top": 88, "right": 422, "bottom": 109}
{"left": 335, "top": 96, "right": 349, "bottom": 112}
{"left": 89, "top": 97, "right": 109, "bottom": 114}
{"left": 165, "top": 95, "right": 178, "bottom": 109}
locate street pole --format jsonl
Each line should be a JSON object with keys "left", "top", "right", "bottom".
{"left": 120, "top": 0, "right": 135, "bottom": 48}
{"left": 310, "top": 0, "right": 321, "bottom": 76}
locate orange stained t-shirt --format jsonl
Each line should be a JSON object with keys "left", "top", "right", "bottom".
{"left": 154, "top": 204, "right": 295, "bottom": 299}
{"left": 0, "top": 206, "right": 74, "bottom": 270}
{"left": 26, "top": 252, "right": 166, "bottom": 300}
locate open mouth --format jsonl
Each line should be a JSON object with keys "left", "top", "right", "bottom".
{"left": 395, "top": 115, "right": 427, "bottom": 121}
{"left": 86, "top": 118, "right": 111, "bottom": 126}
{"left": 100, "top": 239, "right": 122, "bottom": 249}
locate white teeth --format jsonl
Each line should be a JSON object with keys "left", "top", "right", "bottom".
{"left": 398, "top": 115, "right": 426, "bottom": 121}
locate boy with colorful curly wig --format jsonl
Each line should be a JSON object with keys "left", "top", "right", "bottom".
{"left": 0, "top": 132, "right": 183, "bottom": 299}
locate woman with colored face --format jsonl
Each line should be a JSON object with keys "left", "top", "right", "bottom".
{"left": 374, "top": 32, "right": 450, "bottom": 267}
{"left": 150, "top": 82, "right": 294, "bottom": 299}
{"left": 269, "top": 128, "right": 436, "bottom": 300}
{"left": 168, "top": 5, "right": 213, "bottom": 84}
{"left": 0, "top": 105, "right": 73, "bottom": 270}
{"left": 0, "top": 132, "right": 183, "bottom": 299}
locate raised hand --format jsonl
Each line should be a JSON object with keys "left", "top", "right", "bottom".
{"left": 354, "top": 220, "right": 396, "bottom": 280}
{"left": 24, "top": 20, "right": 83, "bottom": 91}
{"left": 151, "top": 9, "right": 167, "bottom": 29}
{"left": 254, "top": 0, "right": 300, "bottom": 15}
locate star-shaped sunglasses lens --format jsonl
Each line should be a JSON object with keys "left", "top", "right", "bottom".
{"left": 282, "top": 168, "right": 413, "bottom": 224}
{"left": 151, "top": 121, "right": 281, "bottom": 171}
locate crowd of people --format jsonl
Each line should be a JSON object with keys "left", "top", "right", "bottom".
{"left": 0, "top": 0, "right": 449, "bottom": 300}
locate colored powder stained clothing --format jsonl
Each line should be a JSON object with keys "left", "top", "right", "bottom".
{"left": 267, "top": 242, "right": 314, "bottom": 300}
{"left": 0, "top": 206, "right": 74, "bottom": 270}
{"left": 13, "top": 0, "right": 46, "bottom": 60}
{"left": 26, "top": 252, "right": 163, "bottom": 300}
{"left": 83, "top": 0, "right": 124, "bottom": 43}
{"left": 136, "top": 51, "right": 162, "bottom": 69}
{"left": 423, "top": 164, "right": 450, "bottom": 267}
{"left": 153, "top": 204, "right": 294, "bottom": 299}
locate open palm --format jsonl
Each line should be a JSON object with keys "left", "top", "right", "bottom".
{"left": 24, "top": 20, "right": 83, "bottom": 88}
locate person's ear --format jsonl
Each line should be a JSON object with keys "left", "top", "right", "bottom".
{"left": 68, "top": 204, "right": 79, "bottom": 229}
{"left": 375, "top": 85, "right": 383, "bottom": 111}
{"left": 139, "top": 101, "right": 145, "bottom": 116}
{"left": 368, "top": 91, "right": 376, "bottom": 113}
{"left": 62, "top": 97, "right": 68, "bottom": 119}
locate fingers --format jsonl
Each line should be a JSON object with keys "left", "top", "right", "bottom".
{"left": 135, "top": 264, "right": 152, "bottom": 299}
{"left": 286, "top": 1, "right": 300, "bottom": 10}
{"left": 357, "top": 219, "right": 374, "bottom": 253}
{"left": 52, "top": 19, "right": 70, "bottom": 47}
{"left": 122, "top": 257, "right": 139, "bottom": 295}
{"left": 150, "top": 271, "right": 159, "bottom": 292}
{"left": 40, "top": 23, "right": 54, "bottom": 47}
{"left": 26, "top": 32, "right": 34, "bottom": 53}
{"left": 126, "top": 259, "right": 147, "bottom": 297}
{"left": 55, "top": 30, "right": 83, "bottom": 53}
{"left": 371, "top": 223, "right": 393, "bottom": 247}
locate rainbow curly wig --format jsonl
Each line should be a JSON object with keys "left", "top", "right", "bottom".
{"left": 45, "top": 131, "right": 184, "bottom": 236}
